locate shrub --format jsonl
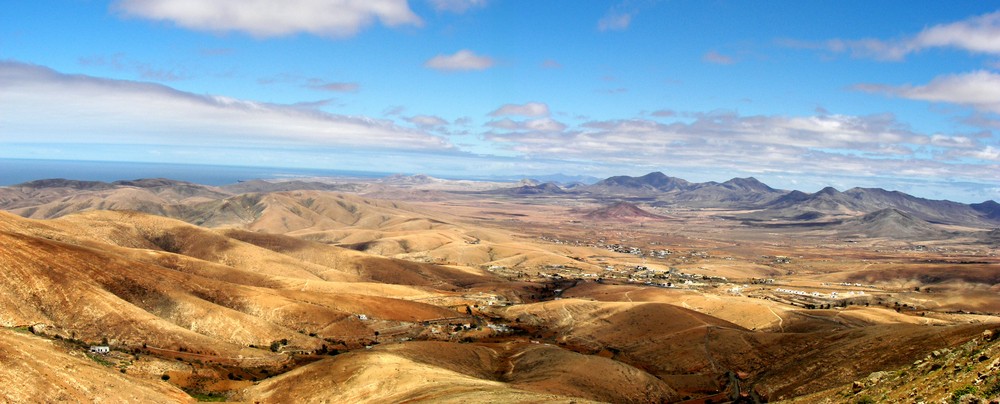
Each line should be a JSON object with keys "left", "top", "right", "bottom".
{"left": 952, "top": 385, "right": 978, "bottom": 404}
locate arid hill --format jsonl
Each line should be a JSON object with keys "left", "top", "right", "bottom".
{"left": 835, "top": 208, "right": 953, "bottom": 239}
{"left": 583, "top": 201, "right": 669, "bottom": 221}
{"left": 0, "top": 329, "right": 193, "bottom": 402}
{"left": 238, "top": 341, "right": 676, "bottom": 403}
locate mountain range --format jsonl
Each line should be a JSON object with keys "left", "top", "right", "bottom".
{"left": 1, "top": 172, "right": 998, "bottom": 239}
{"left": 497, "top": 172, "right": 1000, "bottom": 229}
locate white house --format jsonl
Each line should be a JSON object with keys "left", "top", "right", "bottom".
{"left": 89, "top": 346, "right": 110, "bottom": 354}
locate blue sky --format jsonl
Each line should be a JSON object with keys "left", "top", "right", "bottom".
{"left": 3, "top": 1, "right": 1000, "bottom": 202}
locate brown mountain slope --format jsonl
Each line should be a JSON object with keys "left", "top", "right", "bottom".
{"left": 499, "top": 298, "right": 991, "bottom": 401}
{"left": 238, "top": 341, "right": 677, "bottom": 403}
{"left": 5, "top": 179, "right": 229, "bottom": 219}
{"left": 0, "top": 329, "right": 193, "bottom": 402}
{"left": 0, "top": 211, "right": 468, "bottom": 359}
{"left": 39, "top": 210, "right": 504, "bottom": 289}
{"left": 4, "top": 185, "right": 607, "bottom": 274}
{"left": 0, "top": 229, "right": 313, "bottom": 356}
{"left": 784, "top": 329, "right": 1000, "bottom": 403}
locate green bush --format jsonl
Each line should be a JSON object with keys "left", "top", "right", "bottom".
{"left": 951, "top": 385, "right": 978, "bottom": 404}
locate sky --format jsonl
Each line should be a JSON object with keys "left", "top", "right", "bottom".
{"left": 2, "top": 1, "right": 1000, "bottom": 202}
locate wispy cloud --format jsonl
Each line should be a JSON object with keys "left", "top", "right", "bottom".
{"left": 79, "top": 53, "right": 190, "bottom": 81}
{"left": 305, "top": 79, "right": 360, "bottom": 93}
{"left": 424, "top": 49, "right": 494, "bottom": 71}
{"left": 199, "top": 48, "right": 234, "bottom": 57}
{"left": 597, "top": 1, "right": 654, "bottom": 32}
{"left": 598, "top": 87, "right": 628, "bottom": 94}
{"left": 855, "top": 70, "right": 1000, "bottom": 113}
{"left": 785, "top": 10, "right": 1000, "bottom": 61}
{"left": 597, "top": 11, "right": 633, "bottom": 32}
{"left": 541, "top": 59, "right": 562, "bottom": 69}
{"left": 702, "top": 51, "right": 735, "bottom": 65}
{"left": 258, "top": 74, "right": 359, "bottom": 92}
{"left": 429, "top": 0, "right": 487, "bottom": 13}
{"left": 112, "top": 0, "right": 423, "bottom": 38}
{"left": 489, "top": 102, "right": 550, "bottom": 117}
{"left": 0, "top": 61, "right": 451, "bottom": 151}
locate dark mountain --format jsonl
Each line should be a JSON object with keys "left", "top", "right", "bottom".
{"left": 971, "top": 200, "right": 1000, "bottom": 221}
{"left": 590, "top": 172, "right": 693, "bottom": 193}
{"left": 111, "top": 178, "right": 197, "bottom": 188}
{"left": 721, "top": 177, "right": 777, "bottom": 193}
{"left": 763, "top": 186, "right": 856, "bottom": 214}
{"left": 768, "top": 190, "right": 810, "bottom": 206}
{"left": 585, "top": 173, "right": 1000, "bottom": 227}
{"left": 671, "top": 177, "right": 784, "bottom": 208}
{"left": 835, "top": 208, "right": 951, "bottom": 239}
{"left": 583, "top": 201, "right": 669, "bottom": 221}
{"left": 14, "top": 179, "right": 116, "bottom": 191}
{"left": 756, "top": 186, "right": 998, "bottom": 227}
{"left": 494, "top": 182, "right": 567, "bottom": 196}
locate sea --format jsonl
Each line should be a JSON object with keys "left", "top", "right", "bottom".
{"left": 0, "top": 158, "right": 391, "bottom": 186}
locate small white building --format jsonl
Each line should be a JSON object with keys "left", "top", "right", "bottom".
{"left": 89, "top": 346, "right": 110, "bottom": 354}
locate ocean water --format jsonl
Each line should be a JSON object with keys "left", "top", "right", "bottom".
{"left": 0, "top": 159, "right": 390, "bottom": 186}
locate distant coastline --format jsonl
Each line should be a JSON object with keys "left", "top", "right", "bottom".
{"left": 0, "top": 158, "right": 390, "bottom": 186}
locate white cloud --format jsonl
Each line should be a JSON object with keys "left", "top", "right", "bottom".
{"left": 481, "top": 110, "right": 1000, "bottom": 186}
{"left": 429, "top": 0, "right": 487, "bottom": 13}
{"left": 113, "top": 0, "right": 422, "bottom": 38}
{"left": 859, "top": 71, "right": 1000, "bottom": 113}
{"left": 598, "top": 11, "right": 632, "bottom": 32}
{"left": 486, "top": 118, "right": 521, "bottom": 130}
{"left": 792, "top": 11, "right": 1000, "bottom": 61}
{"left": 489, "top": 102, "right": 550, "bottom": 117}
{"left": 406, "top": 115, "right": 448, "bottom": 128}
{"left": 487, "top": 118, "right": 566, "bottom": 132}
{"left": 913, "top": 11, "right": 1000, "bottom": 55}
{"left": 0, "top": 61, "right": 451, "bottom": 151}
{"left": 424, "top": 50, "right": 494, "bottom": 71}
{"left": 971, "top": 146, "right": 1000, "bottom": 161}
{"left": 930, "top": 134, "right": 977, "bottom": 149}
{"left": 524, "top": 118, "right": 567, "bottom": 132}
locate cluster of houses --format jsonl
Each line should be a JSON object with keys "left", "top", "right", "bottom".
{"left": 774, "top": 288, "right": 866, "bottom": 299}
{"left": 538, "top": 235, "right": 678, "bottom": 260}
